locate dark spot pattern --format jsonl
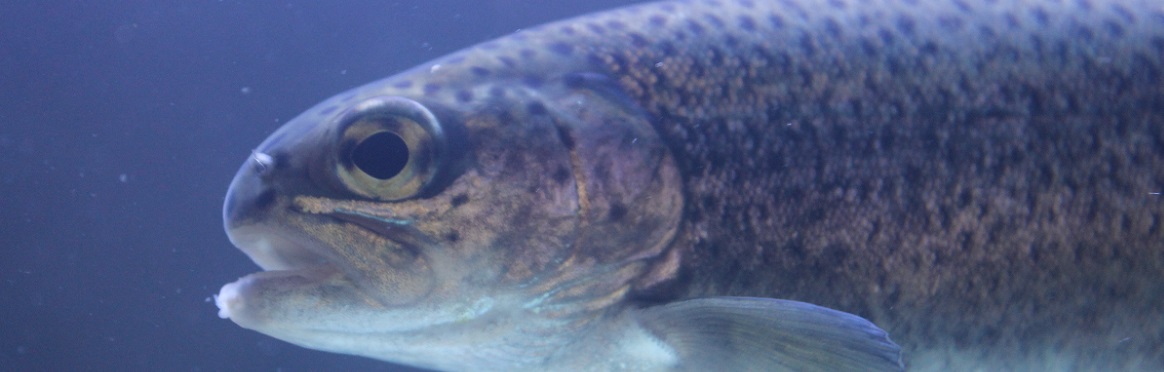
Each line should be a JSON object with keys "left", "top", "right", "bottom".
{"left": 723, "top": 35, "right": 740, "bottom": 48}
{"left": 769, "top": 13, "right": 785, "bottom": 29}
{"left": 875, "top": 27, "right": 893, "bottom": 44}
{"left": 1110, "top": 4, "right": 1135, "bottom": 23}
{"left": 938, "top": 15, "right": 965, "bottom": 31}
{"left": 549, "top": 42, "right": 573, "bottom": 56}
{"left": 896, "top": 15, "right": 916, "bottom": 35}
{"left": 1104, "top": 20, "right": 1125, "bottom": 37}
{"left": 687, "top": 19, "right": 706, "bottom": 35}
{"left": 659, "top": 41, "right": 678, "bottom": 55}
{"left": 739, "top": 15, "right": 757, "bottom": 31}
{"left": 705, "top": 15, "right": 725, "bottom": 28}
{"left": 1074, "top": 24, "right": 1095, "bottom": 41}
{"left": 799, "top": 33, "right": 817, "bottom": 57}
{"left": 456, "top": 90, "right": 473, "bottom": 103}
{"left": 555, "top": 125, "right": 576, "bottom": 150}
{"left": 358, "top": 2, "right": 1164, "bottom": 367}
{"left": 512, "top": 3, "right": 1164, "bottom": 367}
{"left": 498, "top": 56, "right": 517, "bottom": 68}
{"left": 587, "top": 23, "right": 606, "bottom": 35}
{"left": 1006, "top": 13, "right": 1022, "bottom": 29}
{"left": 630, "top": 33, "right": 649, "bottom": 48}
{"left": 552, "top": 166, "right": 571, "bottom": 184}
{"left": 978, "top": 24, "right": 997, "bottom": 39}
{"left": 608, "top": 203, "right": 628, "bottom": 221}
{"left": 450, "top": 194, "right": 469, "bottom": 208}
{"left": 527, "top": 102, "right": 548, "bottom": 116}
{"left": 470, "top": 66, "right": 491, "bottom": 76}
{"left": 823, "top": 18, "right": 843, "bottom": 39}
{"left": 1030, "top": 7, "right": 1050, "bottom": 26}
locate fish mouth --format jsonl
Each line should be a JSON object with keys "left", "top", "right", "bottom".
{"left": 215, "top": 262, "right": 340, "bottom": 320}
{"left": 216, "top": 208, "right": 432, "bottom": 322}
{"left": 215, "top": 223, "right": 347, "bottom": 321}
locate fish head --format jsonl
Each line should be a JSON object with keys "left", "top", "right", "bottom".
{"left": 216, "top": 74, "right": 683, "bottom": 369}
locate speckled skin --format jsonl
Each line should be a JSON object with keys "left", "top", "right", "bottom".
{"left": 222, "top": 0, "right": 1164, "bottom": 369}
{"left": 465, "top": 0, "right": 1164, "bottom": 368}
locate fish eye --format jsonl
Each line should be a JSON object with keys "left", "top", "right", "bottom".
{"left": 335, "top": 97, "right": 446, "bottom": 201}
{"left": 352, "top": 131, "right": 409, "bottom": 180}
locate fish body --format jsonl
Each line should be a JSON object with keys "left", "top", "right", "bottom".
{"left": 216, "top": 0, "right": 1164, "bottom": 370}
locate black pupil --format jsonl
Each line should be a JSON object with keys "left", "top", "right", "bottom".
{"left": 352, "top": 131, "right": 409, "bottom": 180}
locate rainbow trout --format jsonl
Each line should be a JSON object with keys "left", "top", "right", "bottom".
{"left": 215, "top": 0, "right": 1164, "bottom": 370}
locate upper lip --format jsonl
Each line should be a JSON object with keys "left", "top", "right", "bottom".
{"left": 227, "top": 225, "right": 334, "bottom": 272}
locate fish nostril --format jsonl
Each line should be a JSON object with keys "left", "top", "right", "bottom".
{"left": 251, "top": 150, "right": 274, "bottom": 174}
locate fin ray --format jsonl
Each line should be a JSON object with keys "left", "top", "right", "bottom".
{"left": 633, "top": 296, "right": 903, "bottom": 371}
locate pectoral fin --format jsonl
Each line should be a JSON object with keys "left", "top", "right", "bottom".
{"left": 633, "top": 296, "right": 903, "bottom": 371}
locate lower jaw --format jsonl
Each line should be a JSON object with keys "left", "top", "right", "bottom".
{"left": 215, "top": 263, "right": 341, "bottom": 320}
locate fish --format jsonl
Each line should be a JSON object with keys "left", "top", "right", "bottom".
{"left": 214, "top": 0, "right": 1164, "bottom": 370}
